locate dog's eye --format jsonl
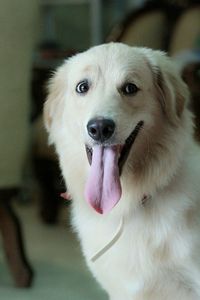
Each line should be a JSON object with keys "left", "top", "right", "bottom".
{"left": 121, "top": 83, "right": 139, "bottom": 96}
{"left": 76, "top": 80, "right": 89, "bottom": 94}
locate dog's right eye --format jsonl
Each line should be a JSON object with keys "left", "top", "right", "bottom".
{"left": 76, "top": 80, "right": 90, "bottom": 94}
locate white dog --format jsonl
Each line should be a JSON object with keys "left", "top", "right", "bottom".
{"left": 44, "top": 43, "right": 200, "bottom": 299}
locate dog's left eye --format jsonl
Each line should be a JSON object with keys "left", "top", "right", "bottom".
{"left": 76, "top": 80, "right": 90, "bottom": 94}
{"left": 121, "top": 83, "right": 139, "bottom": 96}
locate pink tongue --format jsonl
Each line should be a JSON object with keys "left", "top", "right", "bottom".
{"left": 84, "top": 145, "right": 122, "bottom": 214}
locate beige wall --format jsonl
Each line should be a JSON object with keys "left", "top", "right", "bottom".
{"left": 0, "top": 0, "right": 39, "bottom": 187}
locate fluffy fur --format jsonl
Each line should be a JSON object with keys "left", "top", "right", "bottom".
{"left": 44, "top": 43, "right": 200, "bottom": 299}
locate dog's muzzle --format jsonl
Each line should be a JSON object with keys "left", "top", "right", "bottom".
{"left": 85, "top": 119, "right": 144, "bottom": 214}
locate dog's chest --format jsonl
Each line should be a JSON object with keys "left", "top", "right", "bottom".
{"left": 72, "top": 196, "right": 199, "bottom": 299}
{"left": 74, "top": 211, "right": 161, "bottom": 295}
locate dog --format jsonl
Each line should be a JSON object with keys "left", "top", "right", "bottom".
{"left": 44, "top": 43, "right": 200, "bottom": 299}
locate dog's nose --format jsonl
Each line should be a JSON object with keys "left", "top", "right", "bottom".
{"left": 87, "top": 118, "right": 115, "bottom": 142}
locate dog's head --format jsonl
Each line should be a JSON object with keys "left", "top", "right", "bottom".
{"left": 44, "top": 43, "right": 191, "bottom": 214}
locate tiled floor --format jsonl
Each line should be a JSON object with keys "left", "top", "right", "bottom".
{"left": 0, "top": 201, "right": 107, "bottom": 300}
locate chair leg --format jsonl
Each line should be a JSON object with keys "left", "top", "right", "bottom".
{"left": 0, "top": 189, "right": 33, "bottom": 287}
{"left": 33, "top": 158, "right": 62, "bottom": 224}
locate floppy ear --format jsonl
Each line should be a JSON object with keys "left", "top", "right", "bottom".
{"left": 144, "top": 49, "right": 190, "bottom": 126}
{"left": 43, "top": 64, "right": 67, "bottom": 133}
{"left": 154, "top": 66, "right": 189, "bottom": 124}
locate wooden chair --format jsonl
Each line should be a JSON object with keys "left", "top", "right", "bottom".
{"left": 0, "top": 189, "right": 33, "bottom": 287}
{"left": 169, "top": 4, "right": 200, "bottom": 55}
{"left": 0, "top": 0, "right": 39, "bottom": 287}
{"left": 106, "top": 2, "right": 182, "bottom": 51}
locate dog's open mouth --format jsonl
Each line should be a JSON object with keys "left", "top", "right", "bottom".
{"left": 86, "top": 120, "right": 144, "bottom": 174}
{"left": 84, "top": 121, "right": 144, "bottom": 214}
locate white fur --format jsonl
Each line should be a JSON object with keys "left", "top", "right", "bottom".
{"left": 44, "top": 43, "right": 200, "bottom": 299}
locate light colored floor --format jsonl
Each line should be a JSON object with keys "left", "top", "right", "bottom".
{"left": 0, "top": 201, "right": 107, "bottom": 300}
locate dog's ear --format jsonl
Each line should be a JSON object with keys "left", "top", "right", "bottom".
{"left": 43, "top": 64, "right": 67, "bottom": 133}
{"left": 144, "top": 50, "right": 190, "bottom": 126}
{"left": 155, "top": 67, "right": 189, "bottom": 123}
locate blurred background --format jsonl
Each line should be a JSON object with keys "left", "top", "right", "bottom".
{"left": 0, "top": 0, "right": 199, "bottom": 299}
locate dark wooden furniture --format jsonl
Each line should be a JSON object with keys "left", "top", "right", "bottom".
{"left": 0, "top": 189, "right": 33, "bottom": 287}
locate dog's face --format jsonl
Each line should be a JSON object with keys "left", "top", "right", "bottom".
{"left": 44, "top": 43, "right": 190, "bottom": 214}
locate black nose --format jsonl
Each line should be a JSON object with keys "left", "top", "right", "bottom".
{"left": 87, "top": 118, "right": 115, "bottom": 142}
